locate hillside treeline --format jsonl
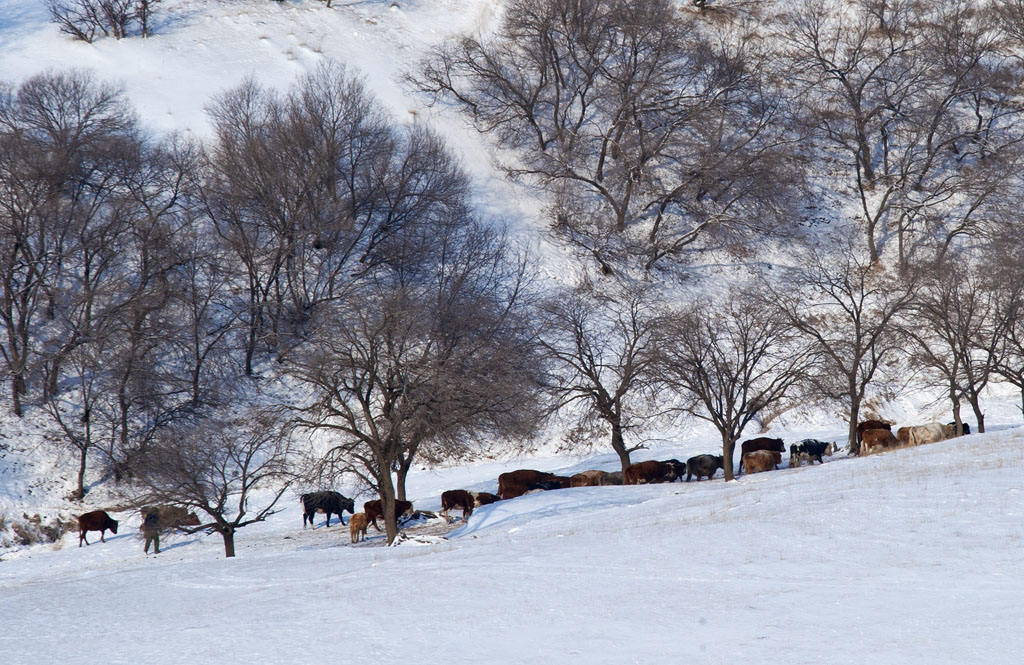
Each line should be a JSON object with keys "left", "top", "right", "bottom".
{"left": 4, "top": 0, "right": 1024, "bottom": 544}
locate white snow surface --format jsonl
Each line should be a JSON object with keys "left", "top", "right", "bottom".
{"left": 2, "top": 425, "right": 1023, "bottom": 664}
{"left": 2, "top": 2, "right": 1024, "bottom": 663}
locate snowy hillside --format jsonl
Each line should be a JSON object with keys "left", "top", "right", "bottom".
{"left": 2, "top": 426, "right": 1022, "bottom": 664}
{"left": 2, "top": 1, "right": 1024, "bottom": 662}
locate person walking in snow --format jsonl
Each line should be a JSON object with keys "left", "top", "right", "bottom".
{"left": 142, "top": 510, "right": 161, "bottom": 554}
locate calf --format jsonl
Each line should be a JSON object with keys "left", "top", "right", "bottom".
{"left": 741, "top": 450, "right": 781, "bottom": 474}
{"left": 861, "top": 428, "right": 898, "bottom": 455}
{"left": 301, "top": 491, "right": 356, "bottom": 529}
{"left": 77, "top": 510, "right": 118, "bottom": 547}
{"left": 363, "top": 499, "right": 413, "bottom": 531}
{"left": 471, "top": 492, "right": 501, "bottom": 507}
{"left": 440, "top": 489, "right": 475, "bottom": 524}
{"left": 788, "top": 439, "right": 835, "bottom": 467}
{"left": 737, "top": 438, "right": 785, "bottom": 473}
{"left": 685, "top": 454, "right": 724, "bottom": 481}
{"left": 349, "top": 513, "right": 368, "bottom": 544}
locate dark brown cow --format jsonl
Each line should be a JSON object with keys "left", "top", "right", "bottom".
{"left": 77, "top": 510, "right": 118, "bottom": 547}
{"left": 861, "top": 428, "right": 898, "bottom": 455}
{"left": 363, "top": 499, "right": 414, "bottom": 531}
{"left": 624, "top": 459, "right": 685, "bottom": 485}
{"left": 498, "top": 470, "right": 564, "bottom": 500}
{"left": 737, "top": 438, "right": 785, "bottom": 473}
{"left": 441, "top": 490, "right": 474, "bottom": 524}
{"left": 856, "top": 420, "right": 891, "bottom": 444}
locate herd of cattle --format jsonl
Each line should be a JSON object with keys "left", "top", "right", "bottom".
{"left": 73, "top": 418, "right": 970, "bottom": 548}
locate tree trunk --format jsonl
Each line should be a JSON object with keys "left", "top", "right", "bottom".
{"left": 848, "top": 394, "right": 862, "bottom": 455}
{"left": 395, "top": 455, "right": 414, "bottom": 502}
{"left": 380, "top": 474, "right": 399, "bottom": 545}
{"left": 76, "top": 446, "right": 88, "bottom": 501}
{"left": 951, "top": 398, "right": 964, "bottom": 437}
{"left": 970, "top": 399, "right": 985, "bottom": 434}
{"left": 221, "top": 528, "right": 236, "bottom": 558}
{"left": 722, "top": 434, "right": 737, "bottom": 482}
{"left": 610, "top": 419, "right": 631, "bottom": 475}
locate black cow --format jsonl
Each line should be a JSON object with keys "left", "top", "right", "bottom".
{"left": 301, "top": 491, "right": 355, "bottom": 528}
{"left": 947, "top": 421, "right": 971, "bottom": 436}
{"left": 525, "top": 480, "right": 564, "bottom": 492}
{"left": 789, "top": 439, "right": 835, "bottom": 468}
{"left": 685, "top": 454, "right": 724, "bottom": 481}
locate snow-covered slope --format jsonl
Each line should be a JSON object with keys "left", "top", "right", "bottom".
{"left": 1, "top": 427, "right": 1022, "bottom": 664}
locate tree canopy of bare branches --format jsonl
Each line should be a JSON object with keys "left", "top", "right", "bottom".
{"left": 537, "top": 285, "right": 668, "bottom": 473}
{"left": 133, "top": 409, "right": 295, "bottom": 558}
{"left": 782, "top": 0, "right": 1024, "bottom": 266}
{"left": 765, "top": 240, "right": 917, "bottom": 454}
{"left": 415, "top": 0, "right": 802, "bottom": 274}
{"left": 662, "top": 289, "right": 810, "bottom": 480}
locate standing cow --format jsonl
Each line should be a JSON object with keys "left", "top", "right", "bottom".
{"left": 301, "top": 491, "right": 356, "bottom": 528}
{"left": 685, "top": 454, "right": 724, "bottom": 481}
{"left": 77, "top": 510, "right": 118, "bottom": 547}
{"left": 737, "top": 438, "right": 785, "bottom": 473}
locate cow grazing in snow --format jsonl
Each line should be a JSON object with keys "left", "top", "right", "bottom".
{"left": 861, "top": 428, "right": 898, "bottom": 455}
{"left": 788, "top": 440, "right": 836, "bottom": 467}
{"left": 741, "top": 450, "right": 782, "bottom": 474}
{"left": 907, "top": 423, "right": 948, "bottom": 447}
{"left": 570, "top": 470, "right": 611, "bottom": 487}
{"left": 685, "top": 454, "right": 724, "bottom": 481}
{"left": 498, "top": 470, "right": 567, "bottom": 499}
{"left": 856, "top": 420, "right": 891, "bottom": 445}
{"left": 77, "top": 510, "right": 118, "bottom": 547}
{"left": 737, "top": 438, "right": 785, "bottom": 473}
{"left": 624, "top": 459, "right": 686, "bottom": 485}
{"left": 363, "top": 499, "right": 414, "bottom": 531}
{"left": 441, "top": 490, "right": 475, "bottom": 524}
{"left": 471, "top": 492, "right": 501, "bottom": 507}
{"left": 301, "top": 491, "right": 356, "bottom": 529}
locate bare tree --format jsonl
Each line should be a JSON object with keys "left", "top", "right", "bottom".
{"left": 765, "top": 238, "right": 917, "bottom": 454}
{"left": 0, "top": 70, "right": 136, "bottom": 416}
{"left": 133, "top": 409, "right": 294, "bottom": 558}
{"left": 662, "top": 289, "right": 809, "bottom": 480}
{"left": 537, "top": 285, "right": 667, "bottom": 473}
{"left": 286, "top": 124, "right": 543, "bottom": 544}
{"left": 783, "top": 0, "right": 1024, "bottom": 266}
{"left": 415, "top": 0, "right": 802, "bottom": 273}
{"left": 901, "top": 261, "right": 1013, "bottom": 435}
{"left": 203, "top": 63, "right": 405, "bottom": 374}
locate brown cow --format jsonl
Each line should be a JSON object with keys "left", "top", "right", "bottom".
{"left": 363, "top": 499, "right": 413, "bottom": 531}
{"left": 741, "top": 450, "right": 782, "bottom": 474}
{"left": 737, "top": 438, "right": 785, "bottom": 473}
{"left": 861, "top": 428, "right": 898, "bottom": 455}
{"left": 624, "top": 459, "right": 685, "bottom": 485}
{"left": 77, "top": 510, "right": 118, "bottom": 547}
{"left": 441, "top": 490, "right": 474, "bottom": 524}
{"left": 498, "top": 470, "right": 564, "bottom": 500}
{"left": 349, "top": 513, "right": 368, "bottom": 543}
{"left": 570, "top": 470, "right": 609, "bottom": 487}
{"left": 896, "top": 427, "right": 911, "bottom": 446}
{"left": 857, "top": 420, "right": 892, "bottom": 444}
